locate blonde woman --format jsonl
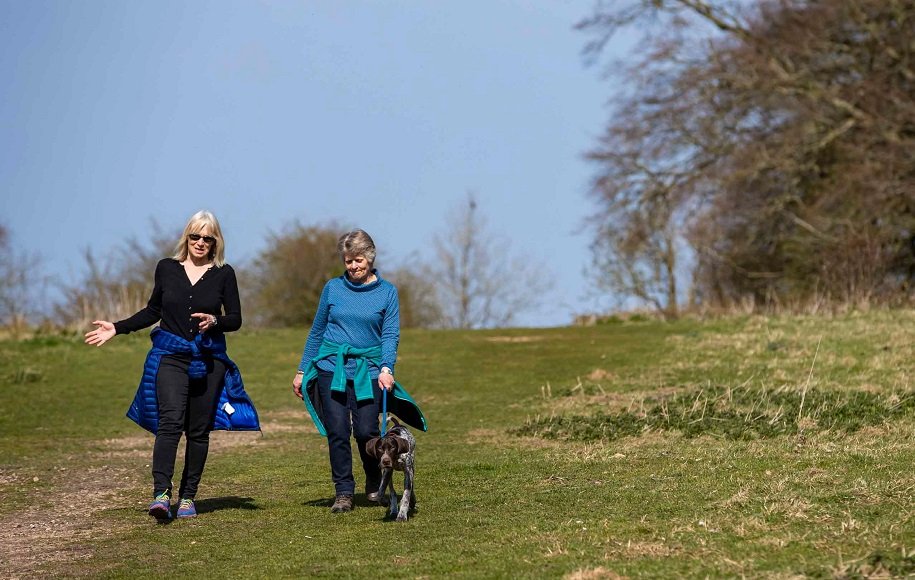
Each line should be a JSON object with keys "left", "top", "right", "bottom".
{"left": 85, "top": 210, "right": 259, "bottom": 521}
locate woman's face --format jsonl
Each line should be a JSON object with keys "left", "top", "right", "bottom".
{"left": 344, "top": 254, "right": 371, "bottom": 283}
{"left": 187, "top": 226, "right": 216, "bottom": 262}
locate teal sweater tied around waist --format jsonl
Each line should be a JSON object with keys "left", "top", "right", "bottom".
{"left": 300, "top": 339, "right": 428, "bottom": 436}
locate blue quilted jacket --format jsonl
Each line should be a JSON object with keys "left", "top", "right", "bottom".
{"left": 127, "top": 328, "right": 261, "bottom": 434}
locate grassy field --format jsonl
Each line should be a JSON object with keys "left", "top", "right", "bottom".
{"left": 1, "top": 312, "right": 914, "bottom": 578}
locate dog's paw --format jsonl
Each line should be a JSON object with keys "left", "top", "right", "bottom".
{"left": 396, "top": 513, "right": 408, "bottom": 522}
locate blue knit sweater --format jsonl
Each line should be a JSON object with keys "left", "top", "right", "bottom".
{"left": 298, "top": 271, "right": 400, "bottom": 378}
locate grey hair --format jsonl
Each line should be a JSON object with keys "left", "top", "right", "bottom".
{"left": 337, "top": 229, "right": 377, "bottom": 264}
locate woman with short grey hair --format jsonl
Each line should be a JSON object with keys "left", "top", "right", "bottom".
{"left": 293, "top": 229, "right": 426, "bottom": 514}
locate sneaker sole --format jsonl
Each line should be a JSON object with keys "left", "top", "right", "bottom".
{"left": 148, "top": 505, "right": 172, "bottom": 520}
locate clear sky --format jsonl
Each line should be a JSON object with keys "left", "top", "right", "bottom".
{"left": 0, "top": 0, "right": 627, "bottom": 327}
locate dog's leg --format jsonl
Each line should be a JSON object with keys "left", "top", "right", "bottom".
{"left": 378, "top": 469, "right": 391, "bottom": 500}
{"left": 397, "top": 458, "right": 416, "bottom": 522}
{"left": 387, "top": 479, "right": 399, "bottom": 519}
{"left": 377, "top": 468, "right": 391, "bottom": 505}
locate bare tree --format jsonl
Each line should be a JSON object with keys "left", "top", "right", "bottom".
{"left": 56, "top": 221, "right": 178, "bottom": 330}
{"left": 0, "top": 224, "right": 46, "bottom": 333}
{"left": 580, "top": 0, "right": 915, "bottom": 312}
{"left": 431, "top": 194, "right": 547, "bottom": 329}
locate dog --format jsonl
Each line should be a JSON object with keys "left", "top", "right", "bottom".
{"left": 365, "top": 417, "right": 416, "bottom": 521}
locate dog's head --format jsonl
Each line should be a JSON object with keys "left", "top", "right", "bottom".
{"left": 366, "top": 433, "right": 411, "bottom": 469}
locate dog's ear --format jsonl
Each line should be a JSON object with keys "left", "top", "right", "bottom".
{"left": 395, "top": 436, "right": 411, "bottom": 456}
{"left": 365, "top": 437, "right": 382, "bottom": 458}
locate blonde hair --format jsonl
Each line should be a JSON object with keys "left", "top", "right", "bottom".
{"left": 173, "top": 210, "right": 226, "bottom": 266}
{"left": 337, "top": 229, "right": 376, "bottom": 265}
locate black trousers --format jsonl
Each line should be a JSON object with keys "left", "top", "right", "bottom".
{"left": 152, "top": 354, "right": 225, "bottom": 499}
{"left": 317, "top": 369, "right": 382, "bottom": 496}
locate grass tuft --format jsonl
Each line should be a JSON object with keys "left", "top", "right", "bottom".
{"left": 10, "top": 366, "right": 43, "bottom": 384}
{"left": 513, "top": 385, "right": 915, "bottom": 441}
{"left": 813, "top": 548, "right": 915, "bottom": 579}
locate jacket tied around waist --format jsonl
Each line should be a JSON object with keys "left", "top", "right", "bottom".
{"left": 299, "top": 339, "right": 427, "bottom": 437}
{"left": 127, "top": 327, "right": 261, "bottom": 434}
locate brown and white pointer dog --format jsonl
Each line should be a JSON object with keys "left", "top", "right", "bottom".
{"left": 366, "top": 417, "right": 416, "bottom": 521}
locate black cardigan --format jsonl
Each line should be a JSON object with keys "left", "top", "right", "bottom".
{"left": 115, "top": 258, "right": 242, "bottom": 341}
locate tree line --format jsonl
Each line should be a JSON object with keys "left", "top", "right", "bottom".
{"left": 6, "top": 0, "right": 912, "bottom": 331}
{"left": 0, "top": 195, "right": 546, "bottom": 334}
{"left": 580, "top": 0, "right": 915, "bottom": 317}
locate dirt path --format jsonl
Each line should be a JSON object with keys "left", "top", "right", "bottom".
{"left": 0, "top": 441, "right": 147, "bottom": 579}
{"left": 0, "top": 424, "right": 286, "bottom": 578}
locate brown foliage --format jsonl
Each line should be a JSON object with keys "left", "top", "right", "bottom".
{"left": 245, "top": 223, "right": 342, "bottom": 327}
{"left": 384, "top": 265, "right": 444, "bottom": 328}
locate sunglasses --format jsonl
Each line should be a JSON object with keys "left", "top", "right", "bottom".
{"left": 188, "top": 233, "right": 217, "bottom": 245}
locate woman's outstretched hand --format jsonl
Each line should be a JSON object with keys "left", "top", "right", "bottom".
{"left": 85, "top": 321, "right": 116, "bottom": 347}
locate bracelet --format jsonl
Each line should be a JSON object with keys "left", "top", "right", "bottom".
{"left": 211, "top": 315, "right": 218, "bottom": 327}
{"left": 380, "top": 366, "right": 393, "bottom": 376}
{"left": 295, "top": 370, "right": 304, "bottom": 376}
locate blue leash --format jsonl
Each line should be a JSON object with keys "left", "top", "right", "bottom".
{"left": 380, "top": 387, "right": 388, "bottom": 436}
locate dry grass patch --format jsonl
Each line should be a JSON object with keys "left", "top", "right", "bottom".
{"left": 515, "top": 382, "right": 915, "bottom": 442}
{"left": 485, "top": 335, "right": 543, "bottom": 343}
{"left": 564, "top": 566, "right": 627, "bottom": 579}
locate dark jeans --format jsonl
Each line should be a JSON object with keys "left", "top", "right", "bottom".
{"left": 317, "top": 369, "right": 382, "bottom": 496}
{"left": 152, "top": 354, "right": 225, "bottom": 499}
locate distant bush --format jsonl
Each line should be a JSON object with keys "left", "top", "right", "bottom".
{"left": 244, "top": 223, "right": 342, "bottom": 328}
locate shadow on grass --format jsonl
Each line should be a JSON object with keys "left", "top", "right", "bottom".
{"left": 302, "top": 495, "right": 392, "bottom": 509}
{"left": 302, "top": 495, "right": 418, "bottom": 522}
{"left": 195, "top": 496, "right": 260, "bottom": 514}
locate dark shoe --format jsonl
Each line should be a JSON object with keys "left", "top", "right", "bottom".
{"left": 148, "top": 492, "right": 172, "bottom": 521}
{"left": 366, "top": 491, "right": 381, "bottom": 503}
{"left": 176, "top": 498, "right": 197, "bottom": 519}
{"left": 365, "top": 474, "right": 380, "bottom": 495}
{"left": 330, "top": 494, "right": 354, "bottom": 513}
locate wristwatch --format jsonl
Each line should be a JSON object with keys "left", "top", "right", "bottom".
{"left": 380, "top": 366, "right": 394, "bottom": 377}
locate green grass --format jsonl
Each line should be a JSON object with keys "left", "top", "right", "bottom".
{"left": 1, "top": 312, "right": 914, "bottom": 578}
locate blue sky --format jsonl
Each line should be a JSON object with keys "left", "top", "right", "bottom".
{"left": 1, "top": 0, "right": 629, "bottom": 327}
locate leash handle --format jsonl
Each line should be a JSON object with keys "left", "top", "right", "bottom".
{"left": 380, "top": 386, "right": 388, "bottom": 436}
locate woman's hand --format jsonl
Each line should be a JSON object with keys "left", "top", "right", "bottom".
{"left": 378, "top": 371, "right": 395, "bottom": 392}
{"left": 191, "top": 312, "right": 218, "bottom": 333}
{"left": 84, "top": 321, "right": 116, "bottom": 347}
{"left": 292, "top": 372, "right": 304, "bottom": 400}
